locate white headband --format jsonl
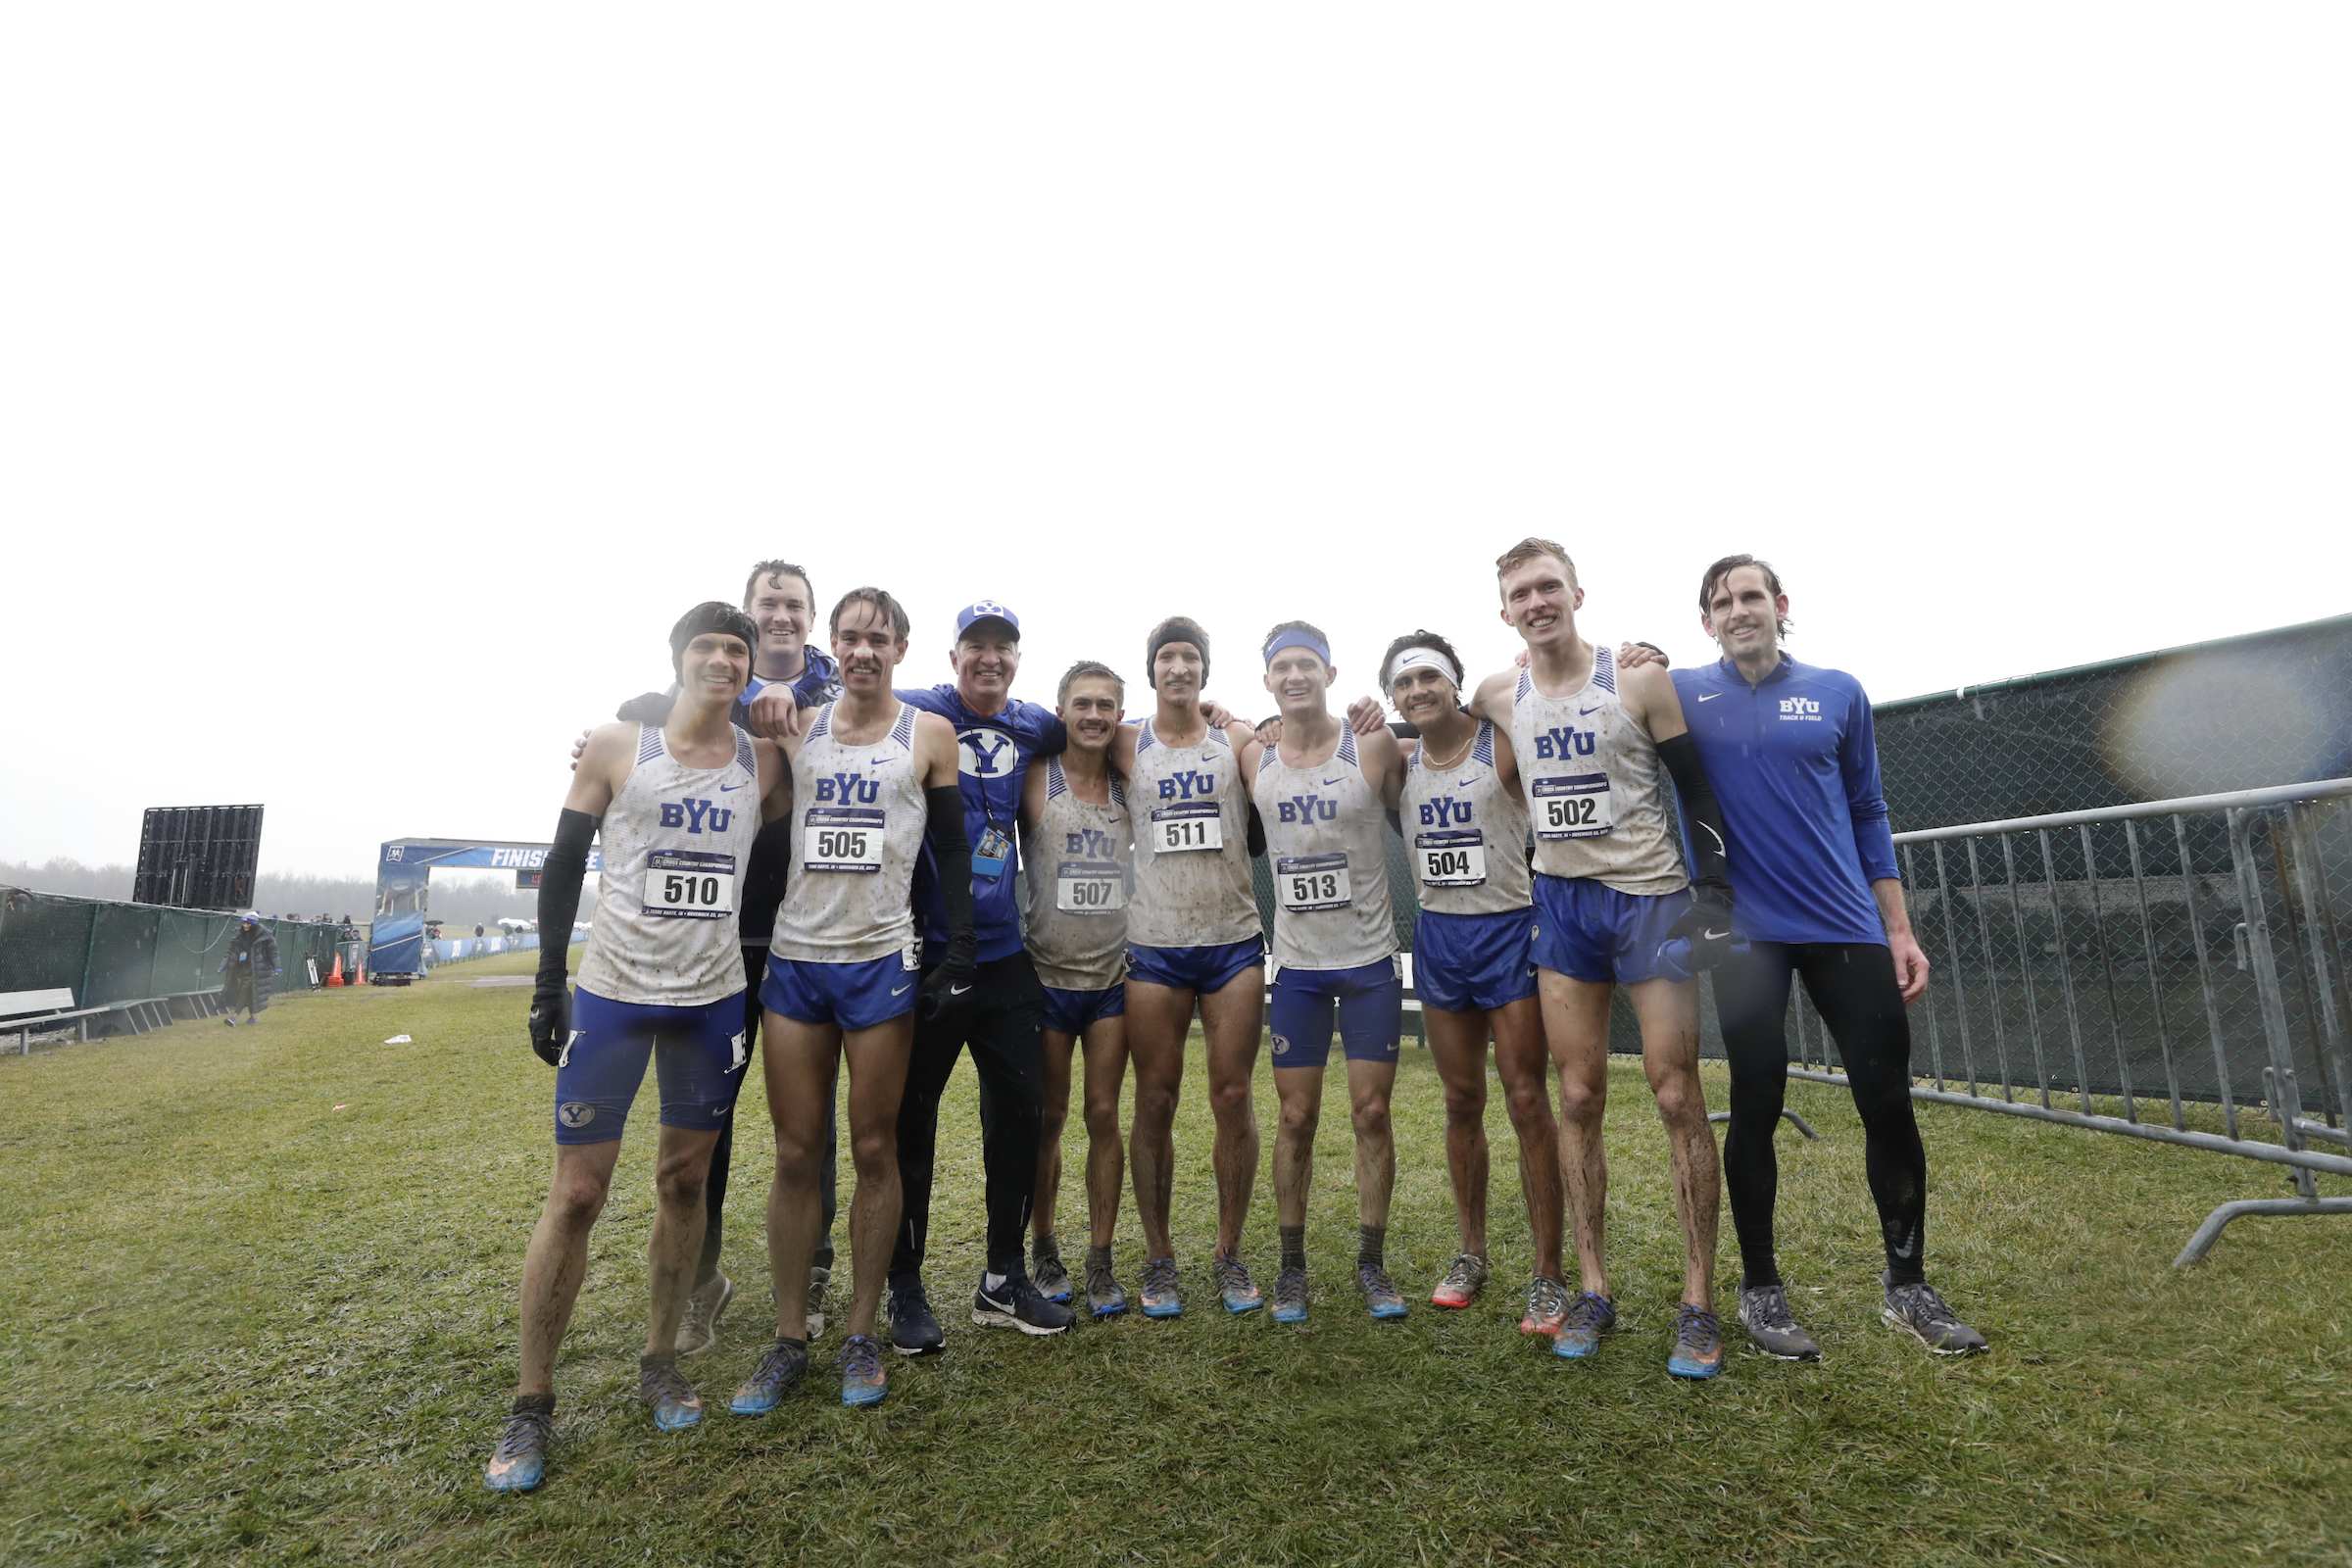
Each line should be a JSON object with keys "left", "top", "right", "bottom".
{"left": 1385, "top": 647, "right": 1460, "bottom": 692}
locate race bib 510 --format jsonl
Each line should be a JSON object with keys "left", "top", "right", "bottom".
{"left": 643, "top": 849, "right": 736, "bottom": 919}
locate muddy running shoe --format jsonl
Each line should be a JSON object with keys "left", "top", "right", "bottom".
{"left": 1357, "top": 1262, "right": 1408, "bottom": 1320}
{"left": 638, "top": 1355, "right": 704, "bottom": 1431}
{"left": 727, "top": 1340, "right": 808, "bottom": 1416}
{"left": 1739, "top": 1284, "right": 1821, "bottom": 1360}
{"left": 888, "top": 1276, "right": 944, "bottom": 1356}
{"left": 972, "top": 1271, "right": 1074, "bottom": 1336}
{"left": 1550, "top": 1292, "right": 1617, "bottom": 1359}
{"left": 1519, "top": 1276, "right": 1569, "bottom": 1337}
{"left": 1882, "top": 1275, "right": 1988, "bottom": 1355}
{"left": 1212, "top": 1251, "right": 1265, "bottom": 1314}
{"left": 1032, "top": 1240, "right": 1073, "bottom": 1305}
{"left": 482, "top": 1399, "right": 554, "bottom": 1493}
{"left": 1138, "top": 1255, "right": 1183, "bottom": 1319}
{"left": 675, "top": 1270, "right": 734, "bottom": 1356}
{"left": 1431, "top": 1253, "right": 1489, "bottom": 1309}
{"left": 1667, "top": 1304, "right": 1725, "bottom": 1380}
{"left": 1085, "top": 1252, "right": 1128, "bottom": 1317}
{"left": 1271, "top": 1265, "right": 1309, "bottom": 1324}
{"left": 839, "top": 1334, "right": 888, "bottom": 1407}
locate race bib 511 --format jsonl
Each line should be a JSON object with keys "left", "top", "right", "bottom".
{"left": 1152, "top": 803, "right": 1223, "bottom": 854}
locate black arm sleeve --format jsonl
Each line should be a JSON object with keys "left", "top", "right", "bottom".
{"left": 1635, "top": 642, "right": 1670, "bottom": 667}
{"left": 535, "top": 808, "right": 599, "bottom": 985}
{"left": 1032, "top": 717, "right": 1070, "bottom": 760}
{"left": 1390, "top": 720, "right": 1420, "bottom": 741}
{"left": 616, "top": 690, "right": 674, "bottom": 723}
{"left": 925, "top": 784, "right": 976, "bottom": 956}
{"left": 1656, "top": 732, "right": 1731, "bottom": 897}
{"left": 737, "top": 813, "right": 793, "bottom": 943}
{"left": 1247, "top": 800, "right": 1268, "bottom": 858}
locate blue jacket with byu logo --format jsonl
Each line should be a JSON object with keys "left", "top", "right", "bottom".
{"left": 897, "top": 685, "right": 1068, "bottom": 964}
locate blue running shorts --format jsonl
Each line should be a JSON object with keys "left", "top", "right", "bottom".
{"left": 555, "top": 987, "right": 751, "bottom": 1145}
{"left": 760, "top": 952, "right": 920, "bottom": 1033}
{"left": 1041, "top": 983, "right": 1126, "bottom": 1037}
{"left": 1268, "top": 956, "right": 1404, "bottom": 1068}
{"left": 1125, "top": 936, "right": 1265, "bottom": 996}
{"left": 1412, "top": 907, "right": 1539, "bottom": 1013}
{"left": 1529, "top": 874, "right": 1692, "bottom": 985}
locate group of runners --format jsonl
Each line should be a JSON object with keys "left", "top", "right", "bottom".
{"left": 484, "top": 538, "right": 1988, "bottom": 1494}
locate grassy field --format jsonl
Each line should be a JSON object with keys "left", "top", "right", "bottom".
{"left": 2, "top": 950, "right": 2349, "bottom": 1567}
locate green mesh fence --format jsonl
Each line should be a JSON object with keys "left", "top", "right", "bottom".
{"left": 0, "top": 886, "right": 342, "bottom": 1023}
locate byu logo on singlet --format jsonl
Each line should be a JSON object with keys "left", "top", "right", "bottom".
{"left": 657, "top": 799, "right": 735, "bottom": 833}
{"left": 1157, "top": 769, "right": 1216, "bottom": 801}
{"left": 959, "top": 731, "right": 1014, "bottom": 777}
{"left": 1535, "top": 725, "right": 1597, "bottom": 760}
{"left": 1279, "top": 794, "right": 1338, "bottom": 824}
{"left": 1064, "top": 827, "right": 1118, "bottom": 858}
{"left": 1418, "top": 796, "right": 1475, "bottom": 827}
{"left": 816, "top": 772, "right": 883, "bottom": 805}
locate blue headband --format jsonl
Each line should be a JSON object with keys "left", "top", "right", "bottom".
{"left": 1262, "top": 628, "right": 1331, "bottom": 667}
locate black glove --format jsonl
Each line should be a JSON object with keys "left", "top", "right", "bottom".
{"left": 615, "top": 691, "right": 673, "bottom": 723}
{"left": 528, "top": 983, "right": 569, "bottom": 1066}
{"left": 916, "top": 947, "right": 978, "bottom": 1028}
{"left": 1666, "top": 888, "right": 1739, "bottom": 974}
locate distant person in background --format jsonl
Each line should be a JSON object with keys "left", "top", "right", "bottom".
{"left": 220, "top": 913, "right": 277, "bottom": 1026}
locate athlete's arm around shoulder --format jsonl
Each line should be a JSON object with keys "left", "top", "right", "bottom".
{"left": 1489, "top": 721, "right": 1523, "bottom": 798}
{"left": 1019, "top": 755, "right": 1049, "bottom": 831}
{"left": 911, "top": 710, "right": 962, "bottom": 790}
{"left": 1355, "top": 722, "right": 1407, "bottom": 809}
{"left": 565, "top": 723, "right": 635, "bottom": 817}
{"left": 1467, "top": 668, "right": 1517, "bottom": 728}
{"left": 1620, "top": 660, "right": 1690, "bottom": 743}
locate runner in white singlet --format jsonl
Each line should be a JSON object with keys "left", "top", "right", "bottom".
{"left": 491, "top": 604, "right": 787, "bottom": 1492}
{"left": 1370, "top": 628, "right": 1568, "bottom": 1335}
{"left": 1018, "top": 661, "right": 1136, "bottom": 1318}
{"left": 733, "top": 586, "right": 967, "bottom": 1415}
{"left": 1250, "top": 619, "right": 1411, "bottom": 1324}
{"left": 1105, "top": 615, "right": 1271, "bottom": 1319}
{"left": 1465, "top": 538, "right": 1740, "bottom": 1381}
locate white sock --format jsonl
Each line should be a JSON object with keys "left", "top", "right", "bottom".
{"left": 983, "top": 1272, "right": 1007, "bottom": 1292}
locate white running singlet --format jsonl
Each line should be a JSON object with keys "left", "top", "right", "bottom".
{"left": 1399, "top": 718, "right": 1533, "bottom": 917}
{"left": 576, "top": 724, "right": 763, "bottom": 1007}
{"left": 1020, "top": 757, "right": 1131, "bottom": 992}
{"left": 1126, "top": 719, "right": 1260, "bottom": 950}
{"left": 1506, "top": 642, "right": 1688, "bottom": 896}
{"left": 1252, "top": 724, "right": 1396, "bottom": 972}
{"left": 769, "top": 701, "right": 929, "bottom": 964}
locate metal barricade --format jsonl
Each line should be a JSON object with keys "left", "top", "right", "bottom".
{"left": 1789, "top": 779, "right": 2352, "bottom": 1265}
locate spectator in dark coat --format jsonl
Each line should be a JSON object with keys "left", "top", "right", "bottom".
{"left": 220, "top": 912, "right": 278, "bottom": 1026}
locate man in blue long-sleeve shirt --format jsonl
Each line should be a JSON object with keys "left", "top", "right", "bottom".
{"left": 1646, "top": 555, "right": 1985, "bottom": 1360}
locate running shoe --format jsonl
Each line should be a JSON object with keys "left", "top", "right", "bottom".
{"left": 1431, "top": 1253, "right": 1489, "bottom": 1309}
{"left": 807, "top": 1267, "right": 830, "bottom": 1341}
{"left": 1882, "top": 1275, "right": 1988, "bottom": 1355}
{"left": 727, "top": 1340, "right": 808, "bottom": 1416}
{"left": 1357, "top": 1262, "right": 1408, "bottom": 1320}
{"left": 1271, "top": 1265, "right": 1309, "bottom": 1324}
{"left": 1518, "top": 1276, "right": 1569, "bottom": 1337}
{"left": 675, "top": 1270, "right": 734, "bottom": 1356}
{"left": 1085, "top": 1252, "right": 1128, "bottom": 1318}
{"left": 1138, "top": 1255, "right": 1183, "bottom": 1319}
{"left": 1550, "top": 1292, "right": 1617, "bottom": 1359}
{"left": 1738, "top": 1284, "right": 1821, "bottom": 1360}
{"left": 1212, "top": 1251, "right": 1265, "bottom": 1314}
{"left": 839, "top": 1334, "right": 888, "bottom": 1407}
{"left": 482, "top": 1402, "right": 554, "bottom": 1493}
{"left": 1033, "top": 1242, "right": 1073, "bottom": 1305}
{"left": 888, "top": 1276, "right": 945, "bottom": 1356}
{"left": 638, "top": 1355, "right": 704, "bottom": 1431}
{"left": 1667, "top": 1303, "right": 1724, "bottom": 1380}
{"left": 972, "top": 1271, "right": 1075, "bottom": 1336}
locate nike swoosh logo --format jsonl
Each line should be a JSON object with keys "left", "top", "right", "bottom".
{"left": 1696, "top": 693, "right": 1722, "bottom": 703}
{"left": 1696, "top": 823, "right": 1726, "bottom": 856}
{"left": 1702, "top": 928, "right": 1730, "bottom": 942}
{"left": 950, "top": 984, "right": 973, "bottom": 997}
{"left": 1321, "top": 776, "right": 1344, "bottom": 786}
{"left": 1579, "top": 704, "right": 1603, "bottom": 716}
{"left": 890, "top": 984, "right": 911, "bottom": 996}
{"left": 719, "top": 782, "right": 747, "bottom": 791}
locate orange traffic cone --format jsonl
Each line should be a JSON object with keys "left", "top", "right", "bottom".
{"left": 357, "top": 964, "right": 367, "bottom": 986}
{"left": 326, "top": 954, "right": 345, "bottom": 987}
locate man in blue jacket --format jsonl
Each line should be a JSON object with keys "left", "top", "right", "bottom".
{"left": 1647, "top": 556, "right": 1985, "bottom": 1359}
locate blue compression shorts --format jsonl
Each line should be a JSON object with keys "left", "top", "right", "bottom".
{"left": 1126, "top": 937, "right": 1265, "bottom": 996}
{"left": 1412, "top": 907, "right": 1538, "bottom": 1013}
{"left": 1268, "top": 957, "right": 1404, "bottom": 1067}
{"left": 760, "top": 952, "right": 919, "bottom": 1033}
{"left": 1529, "top": 874, "right": 1691, "bottom": 985}
{"left": 1041, "top": 983, "right": 1126, "bottom": 1037}
{"left": 554, "top": 987, "right": 750, "bottom": 1145}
